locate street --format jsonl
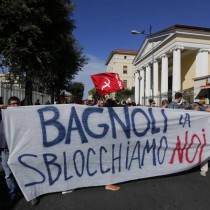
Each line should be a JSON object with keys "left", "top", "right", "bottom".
{"left": 1, "top": 164, "right": 210, "bottom": 210}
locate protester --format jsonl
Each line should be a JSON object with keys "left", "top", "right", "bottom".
{"left": 199, "top": 97, "right": 206, "bottom": 106}
{"left": 35, "top": 99, "right": 41, "bottom": 105}
{"left": 82, "top": 100, "right": 88, "bottom": 106}
{"left": 0, "top": 97, "right": 22, "bottom": 203}
{"left": 115, "top": 99, "right": 121, "bottom": 106}
{"left": 126, "top": 97, "right": 133, "bottom": 106}
{"left": 94, "top": 99, "right": 104, "bottom": 107}
{"left": 104, "top": 98, "right": 117, "bottom": 107}
{"left": 0, "top": 96, "right": 39, "bottom": 206}
{"left": 45, "top": 100, "right": 51, "bottom": 105}
{"left": 0, "top": 97, "right": 4, "bottom": 108}
{"left": 120, "top": 100, "right": 127, "bottom": 106}
{"left": 168, "top": 92, "right": 183, "bottom": 109}
{"left": 0, "top": 96, "right": 3, "bottom": 104}
{"left": 131, "top": 101, "right": 136, "bottom": 106}
{"left": 89, "top": 99, "right": 95, "bottom": 106}
{"left": 161, "top": 99, "right": 169, "bottom": 108}
{"left": 148, "top": 98, "right": 156, "bottom": 107}
{"left": 197, "top": 99, "right": 205, "bottom": 111}
{"left": 191, "top": 102, "right": 201, "bottom": 111}
{"left": 205, "top": 106, "right": 210, "bottom": 112}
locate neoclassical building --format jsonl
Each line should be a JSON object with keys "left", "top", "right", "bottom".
{"left": 133, "top": 25, "right": 210, "bottom": 106}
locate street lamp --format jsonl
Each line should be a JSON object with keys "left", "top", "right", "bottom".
{"left": 131, "top": 25, "right": 154, "bottom": 101}
{"left": 131, "top": 29, "right": 146, "bottom": 35}
{"left": 131, "top": 25, "right": 152, "bottom": 36}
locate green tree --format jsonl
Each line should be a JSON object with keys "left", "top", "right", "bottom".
{"left": 69, "top": 82, "right": 84, "bottom": 104}
{"left": 0, "top": 0, "right": 87, "bottom": 104}
{"left": 115, "top": 87, "right": 135, "bottom": 101}
{"left": 88, "top": 87, "right": 101, "bottom": 101}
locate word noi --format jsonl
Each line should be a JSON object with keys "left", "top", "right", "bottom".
{"left": 37, "top": 106, "right": 168, "bottom": 147}
{"left": 169, "top": 129, "right": 207, "bottom": 164}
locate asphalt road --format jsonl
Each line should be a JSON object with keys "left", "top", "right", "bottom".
{"left": 0, "top": 164, "right": 210, "bottom": 210}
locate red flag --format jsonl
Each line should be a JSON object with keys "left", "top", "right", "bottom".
{"left": 91, "top": 73, "right": 124, "bottom": 96}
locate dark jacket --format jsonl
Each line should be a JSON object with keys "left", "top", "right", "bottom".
{"left": 0, "top": 111, "right": 7, "bottom": 149}
{"left": 168, "top": 101, "right": 181, "bottom": 109}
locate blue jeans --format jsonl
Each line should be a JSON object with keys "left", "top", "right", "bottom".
{"left": 1, "top": 149, "right": 20, "bottom": 201}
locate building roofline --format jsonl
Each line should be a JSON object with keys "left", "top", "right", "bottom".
{"left": 133, "top": 24, "right": 210, "bottom": 65}
{"left": 105, "top": 49, "right": 137, "bottom": 65}
{"left": 152, "top": 24, "right": 210, "bottom": 36}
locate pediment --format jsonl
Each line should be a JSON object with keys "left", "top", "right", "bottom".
{"left": 141, "top": 39, "right": 162, "bottom": 57}
{"left": 134, "top": 32, "right": 174, "bottom": 64}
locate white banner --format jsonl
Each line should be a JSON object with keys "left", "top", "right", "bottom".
{"left": 2, "top": 104, "right": 210, "bottom": 201}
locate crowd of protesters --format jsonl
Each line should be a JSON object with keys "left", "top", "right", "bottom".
{"left": 1, "top": 92, "right": 210, "bottom": 207}
{"left": 81, "top": 92, "right": 210, "bottom": 112}
{"left": 82, "top": 98, "right": 137, "bottom": 107}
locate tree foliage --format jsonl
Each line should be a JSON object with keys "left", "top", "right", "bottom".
{"left": 69, "top": 82, "right": 84, "bottom": 104}
{"left": 88, "top": 87, "right": 134, "bottom": 102}
{"left": 0, "top": 0, "right": 88, "bottom": 104}
{"left": 115, "top": 87, "right": 135, "bottom": 101}
{"left": 88, "top": 87, "right": 102, "bottom": 101}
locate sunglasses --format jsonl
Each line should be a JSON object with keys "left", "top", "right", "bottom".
{"left": 10, "top": 102, "right": 19, "bottom": 105}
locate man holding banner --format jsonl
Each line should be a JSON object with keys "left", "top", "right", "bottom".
{"left": 0, "top": 96, "right": 39, "bottom": 206}
{"left": 0, "top": 97, "right": 22, "bottom": 203}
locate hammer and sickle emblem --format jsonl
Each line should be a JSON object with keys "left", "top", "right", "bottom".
{"left": 101, "top": 77, "right": 110, "bottom": 90}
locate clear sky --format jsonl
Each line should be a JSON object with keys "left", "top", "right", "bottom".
{"left": 72, "top": 0, "right": 210, "bottom": 98}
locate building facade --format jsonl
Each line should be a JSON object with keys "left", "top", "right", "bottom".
{"left": 133, "top": 25, "right": 210, "bottom": 106}
{"left": 105, "top": 49, "right": 137, "bottom": 93}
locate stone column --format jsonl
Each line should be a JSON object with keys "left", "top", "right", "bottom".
{"left": 161, "top": 54, "right": 168, "bottom": 97}
{"left": 145, "top": 64, "right": 151, "bottom": 100}
{"left": 134, "top": 70, "right": 140, "bottom": 104}
{"left": 153, "top": 60, "right": 159, "bottom": 104}
{"left": 201, "top": 50, "right": 209, "bottom": 76}
{"left": 195, "top": 50, "right": 202, "bottom": 77}
{"left": 196, "top": 49, "right": 210, "bottom": 77}
{"left": 172, "top": 47, "right": 184, "bottom": 93}
{"left": 140, "top": 68, "right": 145, "bottom": 105}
